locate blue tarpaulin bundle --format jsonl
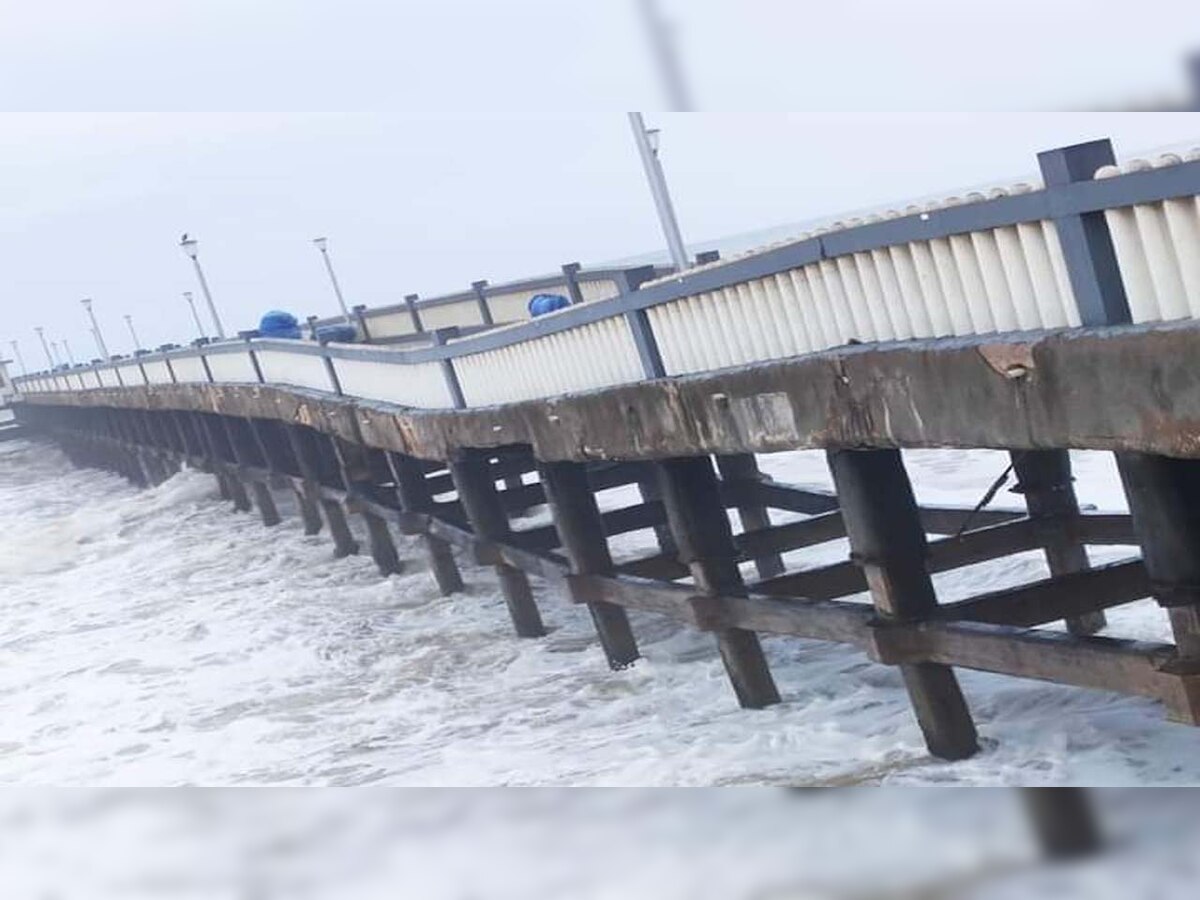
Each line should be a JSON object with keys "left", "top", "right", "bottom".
{"left": 315, "top": 324, "right": 358, "bottom": 344}
{"left": 259, "top": 310, "right": 302, "bottom": 339}
{"left": 527, "top": 293, "right": 570, "bottom": 317}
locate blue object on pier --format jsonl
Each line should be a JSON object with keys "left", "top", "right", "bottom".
{"left": 315, "top": 324, "right": 358, "bottom": 344}
{"left": 528, "top": 293, "right": 570, "bottom": 317}
{"left": 259, "top": 310, "right": 302, "bottom": 339}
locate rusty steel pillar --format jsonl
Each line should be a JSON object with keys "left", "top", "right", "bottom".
{"left": 716, "top": 453, "right": 785, "bottom": 580}
{"left": 451, "top": 449, "right": 546, "bottom": 638}
{"left": 1117, "top": 453, "right": 1200, "bottom": 712}
{"left": 196, "top": 414, "right": 251, "bottom": 512}
{"left": 656, "top": 455, "right": 781, "bottom": 709}
{"left": 391, "top": 452, "right": 464, "bottom": 596}
{"left": 1011, "top": 450, "right": 1106, "bottom": 636}
{"left": 335, "top": 441, "right": 404, "bottom": 577}
{"left": 827, "top": 448, "right": 979, "bottom": 760}
{"left": 540, "top": 459, "right": 641, "bottom": 669}
{"left": 1022, "top": 788, "right": 1102, "bottom": 859}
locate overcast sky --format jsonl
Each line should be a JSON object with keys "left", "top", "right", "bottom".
{"left": 1, "top": 1, "right": 1199, "bottom": 368}
{"left": 3, "top": 113, "right": 1199, "bottom": 366}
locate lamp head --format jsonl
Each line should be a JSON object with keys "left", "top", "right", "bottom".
{"left": 180, "top": 236, "right": 199, "bottom": 259}
{"left": 81, "top": 298, "right": 93, "bottom": 310}
{"left": 313, "top": 236, "right": 328, "bottom": 252}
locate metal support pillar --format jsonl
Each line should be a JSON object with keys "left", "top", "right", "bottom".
{"left": 656, "top": 456, "right": 781, "bottom": 709}
{"left": 1012, "top": 450, "right": 1105, "bottom": 636}
{"left": 390, "top": 452, "right": 464, "bottom": 595}
{"left": 450, "top": 450, "right": 545, "bottom": 637}
{"left": 1022, "top": 788, "right": 1102, "bottom": 859}
{"left": 1117, "top": 453, "right": 1200, "bottom": 709}
{"left": 716, "top": 453, "right": 785, "bottom": 580}
{"left": 540, "top": 460, "right": 640, "bottom": 669}
{"left": 827, "top": 448, "right": 979, "bottom": 760}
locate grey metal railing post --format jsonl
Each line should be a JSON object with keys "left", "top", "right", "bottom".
{"left": 238, "top": 332, "right": 265, "bottom": 383}
{"left": 431, "top": 327, "right": 466, "bottom": 409}
{"left": 471, "top": 280, "right": 495, "bottom": 326}
{"left": 561, "top": 262, "right": 584, "bottom": 305}
{"left": 404, "top": 293, "right": 425, "bottom": 332}
{"left": 352, "top": 304, "right": 373, "bottom": 342}
{"left": 1037, "top": 139, "right": 1131, "bottom": 326}
{"left": 616, "top": 265, "right": 666, "bottom": 379}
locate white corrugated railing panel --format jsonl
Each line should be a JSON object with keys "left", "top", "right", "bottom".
{"left": 96, "top": 367, "right": 120, "bottom": 388}
{"left": 143, "top": 359, "right": 174, "bottom": 385}
{"left": 1098, "top": 150, "right": 1200, "bottom": 323}
{"left": 362, "top": 309, "right": 419, "bottom": 339}
{"left": 648, "top": 189, "right": 1079, "bottom": 376}
{"left": 485, "top": 287, "right": 548, "bottom": 323}
{"left": 116, "top": 363, "right": 146, "bottom": 386}
{"left": 577, "top": 278, "right": 619, "bottom": 302}
{"left": 256, "top": 349, "right": 334, "bottom": 392}
{"left": 418, "top": 300, "right": 483, "bottom": 330}
{"left": 203, "top": 349, "right": 260, "bottom": 384}
{"left": 332, "top": 356, "right": 451, "bottom": 408}
{"left": 455, "top": 316, "right": 643, "bottom": 406}
{"left": 170, "top": 355, "right": 210, "bottom": 384}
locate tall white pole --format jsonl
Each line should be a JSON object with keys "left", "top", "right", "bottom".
{"left": 9, "top": 340, "right": 26, "bottom": 375}
{"left": 183, "top": 292, "right": 206, "bottom": 340}
{"left": 49, "top": 341, "right": 62, "bottom": 367}
{"left": 35, "top": 328, "right": 53, "bottom": 368}
{"left": 124, "top": 314, "right": 142, "bottom": 351}
{"left": 191, "top": 256, "right": 226, "bottom": 339}
{"left": 628, "top": 112, "right": 690, "bottom": 271}
{"left": 62, "top": 338, "right": 77, "bottom": 365}
{"left": 314, "top": 238, "right": 353, "bottom": 323}
{"left": 81, "top": 298, "right": 109, "bottom": 358}
{"left": 181, "top": 238, "right": 227, "bottom": 340}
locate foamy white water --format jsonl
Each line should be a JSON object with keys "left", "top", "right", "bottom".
{"left": 0, "top": 438, "right": 1193, "bottom": 786}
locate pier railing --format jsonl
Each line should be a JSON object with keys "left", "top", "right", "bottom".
{"left": 14, "top": 140, "right": 1200, "bottom": 411}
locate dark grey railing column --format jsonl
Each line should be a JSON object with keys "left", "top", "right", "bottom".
{"left": 430, "top": 328, "right": 466, "bottom": 409}
{"left": 405, "top": 293, "right": 424, "bottom": 332}
{"left": 1037, "top": 139, "right": 1131, "bottom": 327}
{"left": 561, "top": 262, "right": 584, "bottom": 305}
{"left": 615, "top": 265, "right": 667, "bottom": 379}
{"left": 352, "top": 304, "right": 373, "bottom": 342}
{"left": 471, "top": 279, "right": 495, "bottom": 326}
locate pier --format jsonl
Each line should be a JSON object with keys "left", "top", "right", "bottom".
{"left": 10, "top": 137, "right": 1200, "bottom": 763}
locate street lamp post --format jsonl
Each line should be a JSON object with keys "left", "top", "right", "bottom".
{"left": 627, "top": 112, "right": 690, "bottom": 271}
{"left": 50, "top": 341, "right": 62, "bottom": 367}
{"left": 179, "top": 235, "right": 227, "bottom": 339}
{"left": 182, "top": 291, "right": 206, "bottom": 340}
{"left": 9, "top": 340, "right": 26, "bottom": 375}
{"left": 35, "top": 328, "right": 53, "bottom": 369}
{"left": 124, "top": 315, "right": 143, "bottom": 352}
{"left": 62, "top": 339, "right": 77, "bottom": 366}
{"left": 312, "top": 237, "right": 353, "bottom": 323}
{"left": 81, "top": 298, "right": 109, "bottom": 359}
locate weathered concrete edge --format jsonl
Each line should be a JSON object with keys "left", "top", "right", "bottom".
{"left": 18, "top": 321, "right": 1200, "bottom": 463}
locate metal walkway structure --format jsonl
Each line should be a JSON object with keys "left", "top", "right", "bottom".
{"left": 11, "top": 137, "right": 1200, "bottom": 762}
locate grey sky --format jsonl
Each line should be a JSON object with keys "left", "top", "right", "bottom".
{"left": 2, "top": 112, "right": 1199, "bottom": 365}
{"left": 0, "top": 1, "right": 1196, "bottom": 111}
